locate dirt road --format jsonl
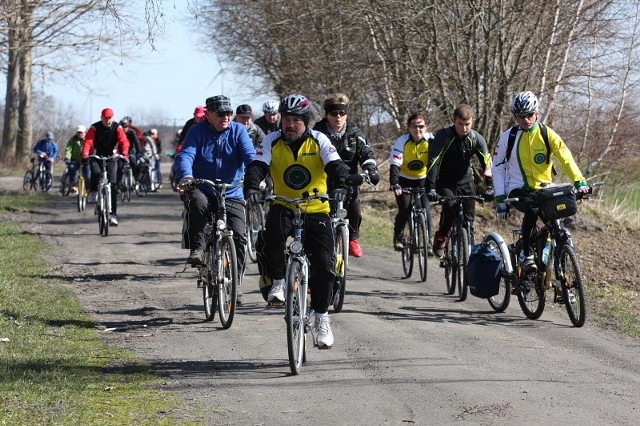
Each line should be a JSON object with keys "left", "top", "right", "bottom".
{"left": 5, "top": 183, "right": 639, "bottom": 425}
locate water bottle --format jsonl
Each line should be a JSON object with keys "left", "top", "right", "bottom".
{"left": 541, "top": 237, "right": 552, "bottom": 265}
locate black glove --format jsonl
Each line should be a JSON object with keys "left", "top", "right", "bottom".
{"left": 483, "top": 185, "right": 495, "bottom": 201}
{"left": 331, "top": 188, "right": 347, "bottom": 203}
{"left": 427, "top": 189, "right": 439, "bottom": 202}
{"left": 391, "top": 184, "right": 402, "bottom": 192}
{"left": 178, "top": 176, "right": 195, "bottom": 191}
{"left": 367, "top": 170, "right": 380, "bottom": 185}
{"left": 246, "top": 189, "right": 263, "bottom": 204}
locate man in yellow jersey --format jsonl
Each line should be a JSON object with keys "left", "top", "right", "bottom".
{"left": 389, "top": 111, "right": 434, "bottom": 251}
{"left": 244, "top": 94, "right": 350, "bottom": 349}
{"left": 492, "top": 91, "right": 589, "bottom": 273}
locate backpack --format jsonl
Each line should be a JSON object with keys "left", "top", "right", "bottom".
{"left": 467, "top": 243, "right": 502, "bottom": 298}
{"left": 506, "top": 123, "right": 556, "bottom": 175}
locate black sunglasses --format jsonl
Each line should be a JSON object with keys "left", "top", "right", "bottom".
{"left": 215, "top": 111, "right": 233, "bottom": 118}
{"left": 516, "top": 112, "right": 535, "bottom": 119}
{"left": 328, "top": 110, "right": 347, "bottom": 117}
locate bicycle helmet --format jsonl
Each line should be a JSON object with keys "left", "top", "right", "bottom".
{"left": 511, "top": 91, "right": 539, "bottom": 116}
{"left": 278, "top": 94, "right": 312, "bottom": 124}
{"left": 262, "top": 99, "right": 280, "bottom": 115}
{"left": 119, "top": 118, "right": 130, "bottom": 127}
{"left": 76, "top": 125, "right": 86, "bottom": 133}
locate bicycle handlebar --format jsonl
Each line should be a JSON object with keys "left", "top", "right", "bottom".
{"left": 264, "top": 192, "right": 330, "bottom": 206}
{"left": 435, "top": 194, "right": 485, "bottom": 204}
{"left": 505, "top": 182, "right": 605, "bottom": 204}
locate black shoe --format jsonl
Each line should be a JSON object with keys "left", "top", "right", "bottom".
{"left": 187, "top": 249, "right": 204, "bottom": 266}
{"left": 236, "top": 289, "right": 244, "bottom": 306}
{"left": 522, "top": 255, "right": 537, "bottom": 273}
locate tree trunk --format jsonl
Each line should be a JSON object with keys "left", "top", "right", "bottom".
{"left": 2, "top": 20, "right": 21, "bottom": 159}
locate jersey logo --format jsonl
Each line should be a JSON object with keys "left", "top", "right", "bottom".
{"left": 284, "top": 164, "right": 312, "bottom": 189}
{"left": 407, "top": 160, "right": 424, "bottom": 171}
{"left": 534, "top": 152, "right": 547, "bottom": 164}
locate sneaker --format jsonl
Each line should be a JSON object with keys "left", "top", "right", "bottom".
{"left": 109, "top": 214, "right": 119, "bottom": 226}
{"left": 187, "top": 249, "right": 205, "bottom": 266}
{"left": 427, "top": 242, "right": 434, "bottom": 257}
{"left": 522, "top": 255, "right": 537, "bottom": 273}
{"left": 433, "top": 231, "right": 448, "bottom": 258}
{"left": 267, "top": 278, "right": 285, "bottom": 304}
{"left": 393, "top": 240, "right": 404, "bottom": 251}
{"left": 70, "top": 186, "right": 78, "bottom": 194}
{"left": 316, "top": 313, "right": 334, "bottom": 349}
{"left": 87, "top": 192, "right": 97, "bottom": 203}
{"left": 236, "top": 289, "right": 244, "bottom": 306}
{"left": 349, "top": 240, "right": 363, "bottom": 257}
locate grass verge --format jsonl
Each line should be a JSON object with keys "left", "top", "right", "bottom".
{"left": 0, "top": 193, "right": 199, "bottom": 425}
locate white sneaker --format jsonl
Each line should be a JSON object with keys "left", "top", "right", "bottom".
{"left": 267, "top": 278, "right": 285, "bottom": 303}
{"left": 87, "top": 192, "right": 97, "bottom": 203}
{"left": 316, "top": 313, "right": 334, "bottom": 349}
{"left": 109, "top": 214, "right": 119, "bottom": 226}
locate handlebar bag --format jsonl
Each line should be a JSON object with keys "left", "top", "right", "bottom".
{"left": 468, "top": 243, "right": 502, "bottom": 298}
{"left": 537, "top": 184, "right": 577, "bottom": 220}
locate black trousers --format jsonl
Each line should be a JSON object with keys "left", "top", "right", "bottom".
{"left": 393, "top": 177, "right": 432, "bottom": 242}
{"left": 509, "top": 187, "right": 539, "bottom": 256}
{"left": 436, "top": 180, "right": 476, "bottom": 238}
{"left": 256, "top": 204, "right": 335, "bottom": 314}
{"left": 182, "top": 189, "right": 247, "bottom": 276}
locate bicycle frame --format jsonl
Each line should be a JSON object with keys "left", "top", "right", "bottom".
{"left": 90, "top": 155, "right": 117, "bottom": 236}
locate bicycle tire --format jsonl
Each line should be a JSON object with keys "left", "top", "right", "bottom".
{"left": 150, "top": 169, "right": 158, "bottom": 192}
{"left": 484, "top": 234, "right": 512, "bottom": 312}
{"left": 515, "top": 240, "right": 546, "bottom": 319}
{"left": 217, "top": 236, "right": 238, "bottom": 329}
{"left": 98, "top": 194, "right": 106, "bottom": 235}
{"left": 126, "top": 168, "right": 133, "bottom": 202}
{"left": 202, "top": 246, "right": 217, "bottom": 321}
{"left": 557, "top": 244, "right": 587, "bottom": 327}
{"left": 417, "top": 212, "right": 428, "bottom": 283}
{"left": 286, "top": 259, "right": 306, "bottom": 375}
{"left": 401, "top": 217, "right": 414, "bottom": 278}
{"left": 77, "top": 177, "right": 87, "bottom": 212}
{"left": 445, "top": 229, "right": 457, "bottom": 295}
{"left": 332, "top": 224, "right": 349, "bottom": 313}
{"left": 23, "top": 171, "right": 34, "bottom": 191}
{"left": 246, "top": 202, "right": 263, "bottom": 263}
{"left": 103, "top": 186, "right": 111, "bottom": 237}
{"left": 42, "top": 171, "right": 53, "bottom": 192}
{"left": 59, "top": 171, "right": 68, "bottom": 196}
{"left": 457, "top": 226, "right": 470, "bottom": 301}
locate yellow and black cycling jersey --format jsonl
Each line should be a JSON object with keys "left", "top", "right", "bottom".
{"left": 389, "top": 133, "right": 433, "bottom": 181}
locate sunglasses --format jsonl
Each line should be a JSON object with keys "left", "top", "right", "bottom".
{"left": 516, "top": 112, "right": 535, "bottom": 119}
{"left": 216, "top": 111, "right": 233, "bottom": 118}
{"left": 328, "top": 110, "right": 347, "bottom": 117}
{"left": 410, "top": 124, "right": 426, "bottom": 130}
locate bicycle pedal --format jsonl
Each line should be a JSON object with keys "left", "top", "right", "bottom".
{"left": 267, "top": 300, "right": 284, "bottom": 307}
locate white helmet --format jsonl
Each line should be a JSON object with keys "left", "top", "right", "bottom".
{"left": 262, "top": 99, "right": 280, "bottom": 114}
{"left": 511, "top": 91, "right": 539, "bottom": 115}
{"left": 76, "top": 125, "right": 86, "bottom": 133}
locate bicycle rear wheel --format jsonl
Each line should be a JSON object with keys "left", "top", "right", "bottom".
{"left": 246, "top": 202, "right": 264, "bottom": 263}
{"left": 202, "top": 246, "right": 216, "bottom": 321}
{"left": 401, "top": 217, "right": 414, "bottom": 278}
{"left": 483, "top": 234, "right": 511, "bottom": 312}
{"left": 515, "top": 241, "right": 546, "bottom": 319}
{"left": 557, "top": 244, "right": 587, "bottom": 327}
{"left": 456, "top": 226, "right": 470, "bottom": 301}
{"left": 23, "top": 171, "right": 34, "bottom": 191}
{"left": 217, "top": 236, "right": 238, "bottom": 329}
{"left": 286, "top": 259, "right": 306, "bottom": 375}
{"left": 417, "top": 213, "right": 428, "bottom": 283}
{"left": 332, "top": 224, "right": 349, "bottom": 313}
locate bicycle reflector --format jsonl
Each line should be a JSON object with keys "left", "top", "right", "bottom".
{"left": 216, "top": 219, "right": 226, "bottom": 231}
{"left": 290, "top": 240, "right": 303, "bottom": 255}
{"left": 336, "top": 208, "right": 348, "bottom": 220}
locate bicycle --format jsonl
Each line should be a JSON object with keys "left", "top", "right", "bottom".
{"left": 59, "top": 163, "right": 71, "bottom": 196}
{"left": 482, "top": 183, "right": 602, "bottom": 327}
{"left": 135, "top": 155, "right": 159, "bottom": 195}
{"left": 397, "top": 187, "right": 429, "bottom": 282}
{"left": 264, "top": 190, "right": 329, "bottom": 375}
{"left": 436, "top": 194, "right": 485, "bottom": 301}
{"left": 77, "top": 173, "right": 89, "bottom": 212}
{"left": 23, "top": 155, "right": 53, "bottom": 192}
{"left": 90, "top": 154, "right": 119, "bottom": 236}
{"left": 120, "top": 159, "right": 134, "bottom": 203}
{"left": 183, "top": 179, "right": 240, "bottom": 330}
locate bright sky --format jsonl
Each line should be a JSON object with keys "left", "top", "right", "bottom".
{"left": 45, "top": 3, "right": 273, "bottom": 129}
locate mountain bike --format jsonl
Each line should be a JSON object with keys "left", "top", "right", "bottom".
{"left": 59, "top": 163, "right": 71, "bottom": 196}
{"left": 23, "top": 155, "right": 53, "bottom": 192}
{"left": 398, "top": 187, "right": 429, "bottom": 282}
{"left": 135, "top": 155, "right": 159, "bottom": 196}
{"left": 183, "top": 179, "right": 240, "bottom": 330}
{"left": 120, "top": 159, "right": 134, "bottom": 203}
{"left": 90, "top": 155, "right": 118, "bottom": 236}
{"left": 482, "top": 183, "right": 602, "bottom": 327}
{"left": 245, "top": 198, "right": 264, "bottom": 263}
{"left": 264, "top": 191, "right": 329, "bottom": 375}
{"left": 436, "top": 194, "right": 485, "bottom": 301}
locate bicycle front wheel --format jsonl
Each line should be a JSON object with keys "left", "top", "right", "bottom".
{"left": 484, "top": 234, "right": 511, "bottom": 312}
{"left": 417, "top": 213, "right": 428, "bottom": 283}
{"left": 456, "top": 226, "right": 470, "bottom": 301}
{"left": 98, "top": 194, "right": 106, "bottom": 235}
{"left": 42, "top": 171, "right": 53, "bottom": 192}
{"left": 401, "top": 217, "right": 414, "bottom": 278}
{"left": 202, "top": 246, "right": 216, "bottom": 321}
{"left": 102, "top": 186, "right": 111, "bottom": 237}
{"left": 246, "top": 202, "right": 264, "bottom": 263}
{"left": 515, "top": 242, "right": 546, "bottom": 319}
{"left": 444, "top": 234, "right": 456, "bottom": 295}
{"left": 332, "top": 224, "right": 349, "bottom": 313}
{"left": 557, "top": 244, "right": 587, "bottom": 327}
{"left": 286, "top": 259, "right": 307, "bottom": 375}
{"left": 77, "top": 177, "right": 87, "bottom": 212}
{"left": 23, "top": 171, "right": 34, "bottom": 191}
{"left": 217, "top": 236, "right": 238, "bottom": 329}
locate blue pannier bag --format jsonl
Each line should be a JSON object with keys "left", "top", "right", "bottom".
{"left": 467, "top": 243, "right": 502, "bottom": 298}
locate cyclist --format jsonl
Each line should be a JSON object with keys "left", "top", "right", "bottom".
{"left": 234, "top": 104, "right": 266, "bottom": 148}
{"left": 149, "top": 129, "right": 163, "bottom": 188}
{"left": 492, "top": 91, "right": 589, "bottom": 273}
{"left": 254, "top": 99, "right": 281, "bottom": 135}
{"left": 177, "top": 106, "right": 206, "bottom": 149}
{"left": 313, "top": 92, "right": 380, "bottom": 257}
{"left": 119, "top": 117, "right": 142, "bottom": 180}
{"left": 244, "top": 94, "right": 350, "bottom": 349}
{"left": 123, "top": 115, "right": 144, "bottom": 148}
{"left": 389, "top": 111, "right": 434, "bottom": 251}
{"left": 82, "top": 108, "right": 130, "bottom": 226}
{"left": 63, "top": 126, "right": 86, "bottom": 193}
{"left": 175, "top": 95, "right": 255, "bottom": 305}
{"left": 427, "top": 104, "right": 493, "bottom": 258}
{"left": 33, "top": 131, "right": 59, "bottom": 175}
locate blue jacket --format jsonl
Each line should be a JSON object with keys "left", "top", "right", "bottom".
{"left": 33, "top": 139, "right": 59, "bottom": 160}
{"left": 175, "top": 120, "right": 255, "bottom": 199}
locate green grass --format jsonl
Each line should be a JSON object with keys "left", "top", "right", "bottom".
{"left": 0, "top": 219, "right": 200, "bottom": 425}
